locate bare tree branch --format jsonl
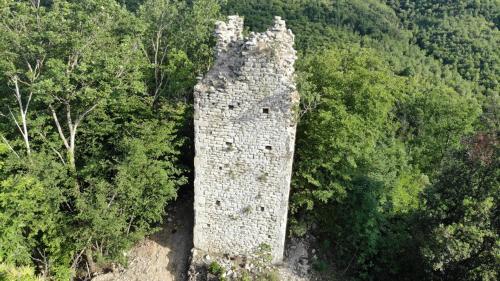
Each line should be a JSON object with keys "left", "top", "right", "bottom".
{"left": 37, "top": 132, "right": 66, "bottom": 165}
{"left": 66, "top": 103, "right": 73, "bottom": 134}
{"left": 8, "top": 106, "right": 25, "bottom": 138}
{"left": 31, "top": 0, "right": 40, "bottom": 9}
{"left": 75, "top": 103, "right": 98, "bottom": 127}
{"left": 24, "top": 91, "right": 33, "bottom": 116}
{"left": 10, "top": 76, "right": 32, "bottom": 156}
{"left": 0, "top": 135, "right": 20, "bottom": 158}
{"left": 49, "top": 105, "right": 70, "bottom": 150}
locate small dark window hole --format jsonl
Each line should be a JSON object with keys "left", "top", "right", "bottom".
{"left": 216, "top": 200, "right": 221, "bottom": 206}
{"left": 219, "top": 166, "right": 222, "bottom": 170}
{"left": 228, "top": 105, "right": 235, "bottom": 110}
{"left": 207, "top": 224, "right": 211, "bottom": 227}
{"left": 260, "top": 206, "right": 265, "bottom": 211}
{"left": 265, "top": 145, "right": 272, "bottom": 150}
{"left": 263, "top": 108, "right": 269, "bottom": 114}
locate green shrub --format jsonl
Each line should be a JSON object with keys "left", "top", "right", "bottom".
{"left": 208, "top": 261, "right": 225, "bottom": 277}
{"left": 0, "top": 264, "right": 43, "bottom": 281}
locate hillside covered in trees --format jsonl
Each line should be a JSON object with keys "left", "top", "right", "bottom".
{"left": 0, "top": 0, "right": 498, "bottom": 280}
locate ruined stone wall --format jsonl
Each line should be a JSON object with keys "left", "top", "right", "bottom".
{"left": 193, "top": 15, "right": 298, "bottom": 263}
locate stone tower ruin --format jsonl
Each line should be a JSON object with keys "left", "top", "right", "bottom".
{"left": 193, "top": 16, "right": 298, "bottom": 263}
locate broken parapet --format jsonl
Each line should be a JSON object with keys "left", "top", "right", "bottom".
{"left": 214, "top": 15, "right": 244, "bottom": 56}
{"left": 193, "top": 16, "right": 298, "bottom": 263}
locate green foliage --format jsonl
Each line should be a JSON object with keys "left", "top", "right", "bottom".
{"left": 0, "top": 0, "right": 217, "bottom": 279}
{"left": 224, "top": 0, "right": 402, "bottom": 40}
{"left": 291, "top": 45, "right": 427, "bottom": 279}
{"left": 291, "top": 42, "right": 481, "bottom": 280}
{"left": 208, "top": 261, "right": 225, "bottom": 278}
{"left": 0, "top": 263, "right": 44, "bottom": 281}
{"left": 256, "top": 243, "right": 272, "bottom": 264}
{"left": 397, "top": 79, "right": 481, "bottom": 174}
{"left": 387, "top": 0, "right": 500, "bottom": 129}
{"left": 0, "top": 150, "right": 72, "bottom": 278}
{"left": 138, "top": 0, "right": 221, "bottom": 102}
{"left": 421, "top": 135, "right": 499, "bottom": 281}
{"left": 292, "top": 45, "right": 403, "bottom": 213}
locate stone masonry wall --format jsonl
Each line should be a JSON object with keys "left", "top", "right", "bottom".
{"left": 193, "top": 15, "right": 298, "bottom": 263}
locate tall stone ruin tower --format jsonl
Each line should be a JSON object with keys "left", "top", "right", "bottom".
{"left": 193, "top": 16, "right": 298, "bottom": 263}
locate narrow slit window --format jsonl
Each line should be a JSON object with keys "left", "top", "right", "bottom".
{"left": 265, "top": 145, "right": 272, "bottom": 150}
{"left": 262, "top": 108, "right": 269, "bottom": 114}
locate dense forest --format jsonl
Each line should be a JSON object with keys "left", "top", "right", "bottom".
{"left": 0, "top": 0, "right": 498, "bottom": 280}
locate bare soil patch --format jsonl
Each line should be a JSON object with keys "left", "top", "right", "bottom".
{"left": 92, "top": 191, "right": 194, "bottom": 281}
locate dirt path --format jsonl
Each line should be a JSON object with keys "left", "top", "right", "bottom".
{"left": 93, "top": 193, "right": 194, "bottom": 281}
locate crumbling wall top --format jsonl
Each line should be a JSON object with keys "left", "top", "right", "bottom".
{"left": 214, "top": 16, "right": 295, "bottom": 59}
{"left": 215, "top": 15, "right": 244, "bottom": 53}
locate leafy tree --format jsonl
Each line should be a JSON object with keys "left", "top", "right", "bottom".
{"left": 0, "top": 145, "right": 72, "bottom": 278}
{"left": 292, "top": 43, "right": 482, "bottom": 280}
{"left": 292, "top": 45, "right": 404, "bottom": 216}
{"left": 421, "top": 134, "right": 499, "bottom": 281}
{"left": 139, "top": 0, "right": 221, "bottom": 103}
{"left": 397, "top": 79, "right": 481, "bottom": 174}
{"left": 0, "top": 0, "right": 193, "bottom": 278}
{"left": 291, "top": 45, "right": 425, "bottom": 279}
{"left": 387, "top": 0, "right": 500, "bottom": 131}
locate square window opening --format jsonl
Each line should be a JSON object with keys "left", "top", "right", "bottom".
{"left": 265, "top": 145, "right": 272, "bottom": 150}
{"left": 260, "top": 206, "right": 265, "bottom": 211}
{"left": 262, "top": 108, "right": 269, "bottom": 114}
{"left": 216, "top": 200, "right": 221, "bottom": 206}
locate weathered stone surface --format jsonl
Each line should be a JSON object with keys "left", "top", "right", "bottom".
{"left": 193, "top": 15, "right": 298, "bottom": 263}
